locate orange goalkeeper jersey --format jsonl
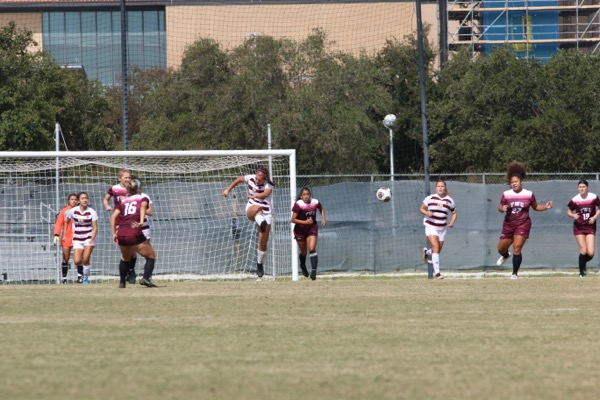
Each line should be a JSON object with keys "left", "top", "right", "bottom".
{"left": 53, "top": 205, "right": 74, "bottom": 247}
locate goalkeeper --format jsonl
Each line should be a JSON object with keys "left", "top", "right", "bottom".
{"left": 53, "top": 194, "right": 79, "bottom": 284}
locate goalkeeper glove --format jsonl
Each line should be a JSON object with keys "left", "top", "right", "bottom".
{"left": 53, "top": 235, "right": 59, "bottom": 245}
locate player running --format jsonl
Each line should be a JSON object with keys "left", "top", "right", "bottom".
{"left": 496, "top": 162, "right": 553, "bottom": 279}
{"left": 420, "top": 180, "right": 457, "bottom": 280}
{"left": 291, "top": 187, "right": 326, "bottom": 280}
{"left": 567, "top": 179, "right": 600, "bottom": 277}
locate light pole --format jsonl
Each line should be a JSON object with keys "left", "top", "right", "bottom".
{"left": 383, "top": 114, "right": 396, "bottom": 181}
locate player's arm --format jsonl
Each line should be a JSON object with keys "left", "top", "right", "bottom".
{"left": 90, "top": 219, "right": 98, "bottom": 243}
{"left": 320, "top": 206, "right": 327, "bottom": 227}
{"left": 590, "top": 208, "right": 600, "bottom": 224}
{"left": 448, "top": 209, "right": 458, "bottom": 228}
{"left": 251, "top": 187, "right": 272, "bottom": 200}
{"left": 110, "top": 209, "right": 121, "bottom": 243}
{"left": 53, "top": 209, "right": 65, "bottom": 243}
{"left": 291, "top": 211, "right": 310, "bottom": 225}
{"left": 420, "top": 203, "right": 431, "bottom": 217}
{"left": 146, "top": 203, "right": 154, "bottom": 217}
{"left": 223, "top": 176, "right": 245, "bottom": 197}
{"left": 103, "top": 193, "right": 113, "bottom": 212}
{"left": 567, "top": 208, "right": 578, "bottom": 220}
{"left": 533, "top": 199, "right": 553, "bottom": 212}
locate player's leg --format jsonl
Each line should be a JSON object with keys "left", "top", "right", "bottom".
{"left": 136, "top": 241, "right": 157, "bottom": 287}
{"left": 255, "top": 223, "right": 271, "bottom": 278}
{"left": 427, "top": 234, "right": 442, "bottom": 277}
{"left": 511, "top": 235, "right": 527, "bottom": 277}
{"left": 81, "top": 244, "right": 95, "bottom": 284}
{"left": 61, "top": 245, "right": 71, "bottom": 283}
{"left": 118, "top": 246, "right": 134, "bottom": 288}
{"left": 246, "top": 205, "right": 267, "bottom": 232}
{"left": 73, "top": 245, "right": 84, "bottom": 283}
{"left": 307, "top": 235, "right": 318, "bottom": 280}
{"left": 496, "top": 237, "right": 513, "bottom": 266}
{"left": 297, "top": 239, "right": 309, "bottom": 277}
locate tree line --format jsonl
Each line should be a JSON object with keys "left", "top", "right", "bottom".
{"left": 2, "top": 21, "right": 600, "bottom": 174}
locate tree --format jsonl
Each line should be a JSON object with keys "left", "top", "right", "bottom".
{"left": 0, "top": 22, "right": 114, "bottom": 151}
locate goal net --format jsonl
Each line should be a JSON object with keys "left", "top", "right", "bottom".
{"left": 0, "top": 150, "right": 296, "bottom": 284}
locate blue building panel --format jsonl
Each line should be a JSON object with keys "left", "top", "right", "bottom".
{"left": 482, "top": 0, "right": 559, "bottom": 60}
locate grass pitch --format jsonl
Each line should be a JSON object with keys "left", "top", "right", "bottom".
{"left": 2, "top": 275, "right": 600, "bottom": 400}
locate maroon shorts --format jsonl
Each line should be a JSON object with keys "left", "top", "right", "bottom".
{"left": 294, "top": 224, "right": 318, "bottom": 242}
{"left": 573, "top": 223, "right": 596, "bottom": 236}
{"left": 118, "top": 233, "right": 147, "bottom": 247}
{"left": 500, "top": 219, "right": 532, "bottom": 239}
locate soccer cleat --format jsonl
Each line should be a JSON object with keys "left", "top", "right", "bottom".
{"left": 82, "top": 278, "right": 89, "bottom": 284}
{"left": 510, "top": 274, "right": 518, "bottom": 280}
{"left": 259, "top": 220, "right": 267, "bottom": 233}
{"left": 127, "top": 270, "right": 137, "bottom": 284}
{"left": 435, "top": 273, "right": 444, "bottom": 280}
{"left": 77, "top": 275, "right": 83, "bottom": 284}
{"left": 118, "top": 282, "right": 126, "bottom": 289}
{"left": 300, "top": 265, "right": 309, "bottom": 278}
{"left": 497, "top": 253, "right": 511, "bottom": 266}
{"left": 310, "top": 268, "right": 317, "bottom": 281}
{"left": 140, "top": 278, "right": 158, "bottom": 288}
{"left": 422, "top": 248, "right": 431, "bottom": 263}
{"left": 61, "top": 278, "right": 67, "bottom": 284}
{"left": 256, "top": 263, "right": 264, "bottom": 278}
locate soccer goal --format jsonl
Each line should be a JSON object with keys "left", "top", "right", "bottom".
{"left": 0, "top": 150, "right": 298, "bottom": 284}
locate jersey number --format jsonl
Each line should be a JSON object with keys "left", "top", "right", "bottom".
{"left": 124, "top": 201, "right": 138, "bottom": 216}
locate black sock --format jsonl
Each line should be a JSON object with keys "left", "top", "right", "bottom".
{"left": 61, "top": 262, "right": 69, "bottom": 278}
{"left": 579, "top": 254, "right": 587, "bottom": 274}
{"left": 512, "top": 254, "right": 522, "bottom": 275}
{"left": 143, "top": 258, "right": 156, "bottom": 280}
{"left": 77, "top": 265, "right": 83, "bottom": 276}
{"left": 310, "top": 251, "right": 318, "bottom": 271}
{"left": 586, "top": 254, "right": 593, "bottom": 262}
{"left": 128, "top": 257, "right": 137, "bottom": 274}
{"left": 119, "top": 260, "right": 129, "bottom": 283}
{"left": 299, "top": 254, "right": 306, "bottom": 268}
{"left": 501, "top": 251, "right": 510, "bottom": 259}
{"left": 119, "top": 260, "right": 128, "bottom": 284}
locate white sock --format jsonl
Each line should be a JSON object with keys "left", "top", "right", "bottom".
{"left": 432, "top": 253, "right": 440, "bottom": 274}
{"left": 426, "top": 249, "right": 432, "bottom": 258}
{"left": 83, "top": 266, "right": 91, "bottom": 279}
{"left": 257, "top": 250, "right": 266, "bottom": 264}
{"left": 255, "top": 214, "right": 265, "bottom": 226}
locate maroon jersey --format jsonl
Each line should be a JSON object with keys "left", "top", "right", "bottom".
{"left": 568, "top": 192, "right": 600, "bottom": 235}
{"left": 107, "top": 184, "right": 128, "bottom": 209}
{"left": 292, "top": 198, "right": 322, "bottom": 239}
{"left": 117, "top": 194, "right": 149, "bottom": 239}
{"left": 500, "top": 189, "right": 536, "bottom": 225}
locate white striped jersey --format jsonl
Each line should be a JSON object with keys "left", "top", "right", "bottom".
{"left": 65, "top": 206, "right": 98, "bottom": 242}
{"left": 422, "top": 194, "right": 456, "bottom": 227}
{"left": 244, "top": 174, "right": 273, "bottom": 214}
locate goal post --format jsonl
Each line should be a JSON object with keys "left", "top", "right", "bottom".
{"left": 0, "top": 150, "right": 298, "bottom": 284}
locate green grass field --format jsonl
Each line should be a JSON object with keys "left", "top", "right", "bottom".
{"left": 2, "top": 275, "right": 600, "bottom": 400}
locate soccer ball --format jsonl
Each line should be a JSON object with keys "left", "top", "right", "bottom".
{"left": 376, "top": 187, "right": 392, "bottom": 203}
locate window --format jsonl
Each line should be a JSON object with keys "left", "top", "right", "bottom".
{"left": 42, "top": 9, "right": 166, "bottom": 86}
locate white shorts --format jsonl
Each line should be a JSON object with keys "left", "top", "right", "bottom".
{"left": 73, "top": 238, "right": 95, "bottom": 250}
{"left": 425, "top": 224, "right": 448, "bottom": 242}
{"left": 245, "top": 203, "right": 273, "bottom": 224}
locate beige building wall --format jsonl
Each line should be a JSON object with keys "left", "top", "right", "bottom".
{"left": 166, "top": 3, "right": 439, "bottom": 69}
{"left": 0, "top": 13, "right": 43, "bottom": 53}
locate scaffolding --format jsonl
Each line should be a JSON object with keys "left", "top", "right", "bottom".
{"left": 448, "top": 0, "right": 600, "bottom": 60}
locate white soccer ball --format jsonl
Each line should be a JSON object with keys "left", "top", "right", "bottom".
{"left": 376, "top": 187, "right": 392, "bottom": 203}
